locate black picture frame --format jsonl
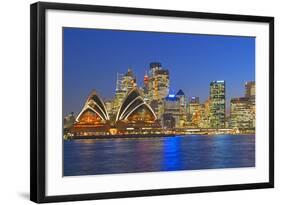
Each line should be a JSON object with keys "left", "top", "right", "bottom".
{"left": 30, "top": 1, "right": 274, "bottom": 203}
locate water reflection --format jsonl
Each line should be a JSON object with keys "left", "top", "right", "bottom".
{"left": 162, "top": 137, "right": 182, "bottom": 171}
{"left": 64, "top": 135, "right": 255, "bottom": 176}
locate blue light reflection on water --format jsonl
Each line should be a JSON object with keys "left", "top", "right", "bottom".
{"left": 162, "top": 136, "right": 181, "bottom": 171}
{"left": 63, "top": 135, "right": 255, "bottom": 176}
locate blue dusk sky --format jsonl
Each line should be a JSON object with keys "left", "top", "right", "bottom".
{"left": 63, "top": 27, "right": 255, "bottom": 117}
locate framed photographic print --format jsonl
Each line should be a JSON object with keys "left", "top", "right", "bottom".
{"left": 30, "top": 2, "right": 274, "bottom": 203}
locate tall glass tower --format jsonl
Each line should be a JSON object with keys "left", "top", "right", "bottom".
{"left": 209, "top": 80, "right": 226, "bottom": 128}
{"left": 148, "top": 62, "right": 169, "bottom": 102}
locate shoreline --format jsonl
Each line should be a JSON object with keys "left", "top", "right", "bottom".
{"left": 67, "top": 133, "right": 176, "bottom": 140}
{"left": 65, "top": 133, "right": 255, "bottom": 140}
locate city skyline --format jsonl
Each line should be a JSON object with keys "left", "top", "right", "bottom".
{"left": 63, "top": 27, "right": 255, "bottom": 117}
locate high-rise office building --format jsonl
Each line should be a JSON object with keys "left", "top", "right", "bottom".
{"left": 154, "top": 69, "right": 169, "bottom": 100}
{"left": 143, "top": 72, "right": 149, "bottom": 91}
{"left": 245, "top": 81, "right": 255, "bottom": 110}
{"left": 147, "top": 62, "right": 169, "bottom": 103}
{"left": 188, "top": 96, "right": 200, "bottom": 116}
{"left": 148, "top": 63, "right": 160, "bottom": 102}
{"left": 176, "top": 90, "right": 187, "bottom": 113}
{"left": 104, "top": 100, "right": 114, "bottom": 118}
{"left": 163, "top": 94, "right": 181, "bottom": 128}
{"left": 229, "top": 81, "right": 255, "bottom": 131}
{"left": 149, "top": 62, "right": 162, "bottom": 76}
{"left": 230, "top": 97, "right": 255, "bottom": 129}
{"left": 145, "top": 62, "right": 170, "bottom": 120}
{"left": 113, "top": 69, "right": 137, "bottom": 114}
{"left": 120, "top": 68, "right": 136, "bottom": 92}
{"left": 209, "top": 80, "right": 226, "bottom": 128}
{"left": 190, "top": 96, "right": 199, "bottom": 104}
{"left": 245, "top": 81, "right": 255, "bottom": 98}
{"left": 176, "top": 89, "right": 188, "bottom": 127}
{"left": 201, "top": 98, "right": 211, "bottom": 128}
{"left": 187, "top": 96, "right": 200, "bottom": 125}
{"left": 189, "top": 98, "right": 211, "bottom": 128}
{"left": 150, "top": 100, "right": 164, "bottom": 120}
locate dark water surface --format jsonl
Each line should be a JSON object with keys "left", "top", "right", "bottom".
{"left": 63, "top": 135, "right": 255, "bottom": 176}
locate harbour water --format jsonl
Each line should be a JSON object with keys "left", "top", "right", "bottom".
{"left": 63, "top": 134, "right": 255, "bottom": 176}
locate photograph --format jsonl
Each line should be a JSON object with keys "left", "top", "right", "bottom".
{"left": 29, "top": 2, "right": 274, "bottom": 202}
{"left": 63, "top": 27, "right": 256, "bottom": 176}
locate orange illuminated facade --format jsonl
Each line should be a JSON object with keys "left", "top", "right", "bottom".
{"left": 69, "top": 88, "right": 160, "bottom": 136}
{"left": 70, "top": 91, "right": 110, "bottom": 135}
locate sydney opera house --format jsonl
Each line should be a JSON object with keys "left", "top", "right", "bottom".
{"left": 70, "top": 88, "right": 161, "bottom": 136}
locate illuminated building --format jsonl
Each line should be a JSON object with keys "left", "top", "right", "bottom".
{"left": 188, "top": 97, "right": 200, "bottom": 116}
{"left": 201, "top": 98, "right": 211, "bottom": 128}
{"left": 120, "top": 68, "right": 136, "bottom": 91}
{"left": 115, "top": 88, "right": 160, "bottom": 134}
{"left": 68, "top": 65, "right": 255, "bottom": 135}
{"left": 245, "top": 81, "right": 255, "bottom": 113}
{"left": 187, "top": 96, "right": 200, "bottom": 126}
{"left": 177, "top": 90, "right": 187, "bottom": 113}
{"left": 191, "top": 109, "right": 201, "bottom": 127}
{"left": 116, "top": 88, "right": 156, "bottom": 121}
{"left": 162, "top": 114, "right": 175, "bottom": 129}
{"left": 113, "top": 90, "right": 126, "bottom": 115}
{"left": 104, "top": 100, "right": 114, "bottom": 118}
{"left": 225, "top": 115, "right": 231, "bottom": 129}
{"left": 143, "top": 71, "right": 149, "bottom": 101}
{"left": 190, "top": 96, "right": 199, "bottom": 104}
{"left": 149, "top": 62, "right": 162, "bottom": 77}
{"left": 176, "top": 89, "right": 188, "bottom": 127}
{"left": 150, "top": 100, "right": 163, "bottom": 120}
{"left": 70, "top": 88, "right": 160, "bottom": 136}
{"left": 154, "top": 69, "right": 169, "bottom": 100}
{"left": 230, "top": 97, "right": 255, "bottom": 130}
{"left": 245, "top": 81, "right": 255, "bottom": 98}
{"left": 145, "top": 62, "right": 170, "bottom": 120}
{"left": 230, "top": 81, "right": 255, "bottom": 132}
{"left": 113, "top": 69, "right": 137, "bottom": 114}
{"left": 147, "top": 62, "right": 170, "bottom": 103}
{"left": 188, "top": 99, "right": 211, "bottom": 128}
{"left": 70, "top": 91, "right": 110, "bottom": 135}
{"left": 209, "top": 80, "right": 226, "bottom": 128}
{"left": 64, "top": 112, "right": 76, "bottom": 132}
{"left": 163, "top": 94, "right": 181, "bottom": 128}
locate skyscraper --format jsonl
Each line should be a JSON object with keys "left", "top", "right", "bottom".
{"left": 113, "top": 69, "right": 137, "bottom": 114}
{"left": 163, "top": 94, "right": 181, "bottom": 128}
{"left": 188, "top": 97, "right": 200, "bottom": 116}
{"left": 245, "top": 81, "right": 255, "bottom": 98}
{"left": 149, "top": 62, "right": 162, "bottom": 76}
{"left": 209, "top": 80, "right": 226, "bottom": 128}
{"left": 143, "top": 72, "right": 149, "bottom": 91}
{"left": 189, "top": 96, "right": 199, "bottom": 104}
{"left": 229, "top": 81, "right": 255, "bottom": 133}
{"left": 146, "top": 62, "right": 170, "bottom": 120}
{"left": 245, "top": 81, "right": 255, "bottom": 109}
{"left": 201, "top": 98, "right": 211, "bottom": 128}
{"left": 176, "top": 90, "right": 187, "bottom": 114}
{"left": 155, "top": 69, "right": 169, "bottom": 100}
{"left": 230, "top": 97, "right": 255, "bottom": 130}
{"left": 120, "top": 68, "right": 136, "bottom": 92}
{"left": 148, "top": 62, "right": 169, "bottom": 102}
{"left": 176, "top": 89, "right": 188, "bottom": 127}
{"left": 148, "top": 63, "right": 161, "bottom": 102}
